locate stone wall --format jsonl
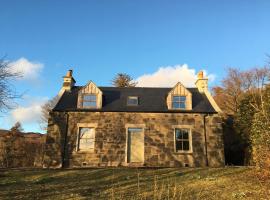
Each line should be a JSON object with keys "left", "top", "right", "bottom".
{"left": 43, "top": 112, "right": 224, "bottom": 168}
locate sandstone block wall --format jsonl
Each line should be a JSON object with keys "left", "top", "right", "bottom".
{"left": 43, "top": 112, "right": 224, "bottom": 168}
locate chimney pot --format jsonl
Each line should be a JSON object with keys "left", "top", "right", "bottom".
{"left": 195, "top": 70, "right": 208, "bottom": 93}
{"left": 198, "top": 71, "right": 204, "bottom": 79}
{"left": 61, "top": 69, "right": 75, "bottom": 92}
{"left": 66, "top": 70, "right": 73, "bottom": 77}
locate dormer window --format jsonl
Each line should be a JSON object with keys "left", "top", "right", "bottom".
{"left": 172, "top": 96, "right": 186, "bottom": 109}
{"left": 82, "top": 94, "right": 97, "bottom": 108}
{"left": 127, "top": 96, "right": 138, "bottom": 106}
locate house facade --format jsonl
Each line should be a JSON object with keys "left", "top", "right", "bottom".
{"left": 44, "top": 70, "right": 224, "bottom": 168}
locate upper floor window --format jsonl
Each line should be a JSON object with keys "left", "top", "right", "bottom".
{"left": 77, "top": 127, "right": 95, "bottom": 151}
{"left": 82, "top": 94, "right": 97, "bottom": 108}
{"left": 175, "top": 128, "right": 191, "bottom": 152}
{"left": 127, "top": 96, "right": 138, "bottom": 106}
{"left": 172, "top": 96, "right": 186, "bottom": 109}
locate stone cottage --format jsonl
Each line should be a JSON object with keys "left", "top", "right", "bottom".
{"left": 44, "top": 70, "right": 224, "bottom": 168}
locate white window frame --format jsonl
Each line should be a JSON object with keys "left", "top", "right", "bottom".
{"left": 76, "top": 123, "right": 98, "bottom": 152}
{"left": 82, "top": 94, "right": 97, "bottom": 108}
{"left": 172, "top": 95, "right": 186, "bottom": 109}
{"left": 127, "top": 96, "right": 139, "bottom": 106}
{"left": 172, "top": 125, "right": 193, "bottom": 153}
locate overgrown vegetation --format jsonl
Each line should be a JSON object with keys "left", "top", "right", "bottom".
{"left": 213, "top": 63, "right": 270, "bottom": 177}
{"left": 0, "top": 123, "right": 45, "bottom": 168}
{"left": 0, "top": 167, "right": 269, "bottom": 200}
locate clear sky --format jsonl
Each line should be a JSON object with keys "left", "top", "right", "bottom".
{"left": 0, "top": 0, "right": 270, "bottom": 132}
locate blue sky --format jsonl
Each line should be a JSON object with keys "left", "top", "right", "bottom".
{"left": 0, "top": 0, "right": 270, "bottom": 132}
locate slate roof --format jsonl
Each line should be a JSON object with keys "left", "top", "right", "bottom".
{"left": 53, "top": 86, "right": 217, "bottom": 113}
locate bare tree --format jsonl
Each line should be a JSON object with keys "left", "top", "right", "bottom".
{"left": 10, "top": 121, "right": 24, "bottom": 133}
{"left": 111, "top": 73, "right": 137, "bottom": 87}
{"left": 0, "top": 58, "right": 22, "bottom": 112}
{"left": 212, "top": 68, "right": 246, "bottom": 115}
{"left": 39, "top": 96, "right": 58, "bottom": 131}
{"left": 244, "top": 67, "right": 270, "bottom": 116}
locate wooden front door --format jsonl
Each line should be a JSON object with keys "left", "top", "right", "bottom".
{"left": 127, "top": 128, "right": 144, "bottom": 163}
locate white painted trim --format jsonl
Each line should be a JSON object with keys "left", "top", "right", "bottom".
{"left": 125, "top": 125, "right": 145, "bottom": 164}
{"left": 53, "top": 88, "right": 66, "bottom": 109}
{"left": 173, "top": 125, "right": 193, "bottom": 154}
{"left": 77, "top": 123, "right": 98, "bottom": 128}
{"left": 125, "top": 124, "right": 146, "bottom": 128}
{"left": 204, "top": 90, "right": 222, "bottom": 113}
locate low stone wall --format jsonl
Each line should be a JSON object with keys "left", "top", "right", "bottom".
{"left": 43, "top": 112, "right": 224, "bottom": 168}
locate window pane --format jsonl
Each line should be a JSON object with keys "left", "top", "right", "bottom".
{"left": 83, "top": 95, "right": 96, "bottom": 101}
{"left": 175, "top": 141, "right": 182, "bottom": 151}
{"left": 172, "top": 96, "right": 186, "bottom": 109}
{"left": 173, "top": 96, "right": 181, "bottom": 102}
{"left": 175, "top": 129, "right": 190, "bottom": 152}
{"left": 172, "top": 102, "right": 180, "bottom": 109}
{"left": 79, "top": 128, "right": 95, "bottom": 150}
{"left": 179, "top": 96, "right": 186, "bottom": 101}
{"left": 83, "top": 101, "right": 97, "bottom": 108}
{"left": 128, "top": 128, "right": 143, "bottom": 133}
{"left": 179, "top": 102, "right": 186, "bottom": 109}
{"left": 127, "top": 96, "right": 138, "bottom": 105}
{"left": 80, "top": 128, "right": 94, "bottom": 139}
{"left": 175, "top": 129, "right": 183, "bottom": 140}
{"left": 182, "top": 130, "right": 189, "bottom": 139}
{"left": 183, "top": 141, "right": 189, "bottom": 151}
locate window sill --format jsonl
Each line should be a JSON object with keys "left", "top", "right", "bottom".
{"left": 174, "top": 151, "right": 193, "bottom": 155}
{"left": 80, "top": 107, "right": 98, "bottom": 109}
{"left": 74, "top": 150, "right": 95, "bottom": 154}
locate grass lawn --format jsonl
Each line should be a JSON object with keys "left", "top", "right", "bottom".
{"left": 0, "top": 167, "right": 269, "bottom": 200}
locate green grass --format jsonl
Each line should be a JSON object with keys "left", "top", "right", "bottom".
{"left": 0, "top": 167, "right": 269, "bottom": 200}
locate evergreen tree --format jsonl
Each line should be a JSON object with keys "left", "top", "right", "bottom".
{"left": 111, "top": 73, "right": 137, "bottom": 87}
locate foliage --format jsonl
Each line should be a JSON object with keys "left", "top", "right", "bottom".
{"left": 233, "top": 95, "right": 256, "bottom": 165}
{"left": 213, "top": 65, "right": 270, "bottom": 172}
{"left": 250, "top": 86, "right": 270, "bottom": 178}
{"left": 0, "top": 126, "right": 45, "bottom": 168}
{"left": 111, "top": 73, "right": 137, "bottom": 87}
{"left": 10, "top": 122, "right": 24, "bottom": 133}
{"left": 1, "top": 131, "right": 20, "bottom": 167}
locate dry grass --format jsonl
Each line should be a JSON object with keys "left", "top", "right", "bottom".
{"left": 0, "top": 167, "right": 269, "bottom": 200}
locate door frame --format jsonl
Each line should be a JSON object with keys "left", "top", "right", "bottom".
{"left": 125, "top": 124, "right": 145, "bottom": 164}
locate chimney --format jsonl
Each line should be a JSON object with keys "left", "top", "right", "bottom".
{"left": 62, "top": 69, "right": 76, "bottom": 91}
{"left": 195, "top": 71, "right": 208, "bottom": 93}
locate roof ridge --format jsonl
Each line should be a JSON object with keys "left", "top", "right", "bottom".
{"left": 74, "top": 86, "right": 198, "bottom": 89}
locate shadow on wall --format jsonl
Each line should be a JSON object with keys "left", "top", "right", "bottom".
{"left": 223, "top": 116, "right": 245, "bottom": 166}
{"left": 44, "top": 112, "right": 70, "bottom": 168}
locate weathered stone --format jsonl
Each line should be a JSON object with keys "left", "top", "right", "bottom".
{"left": 43, "top": 112, "right": 224, "bottom": 168}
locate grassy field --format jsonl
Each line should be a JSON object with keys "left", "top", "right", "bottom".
{"left": 0, "top": 167, "right": 269, "bottom": 200}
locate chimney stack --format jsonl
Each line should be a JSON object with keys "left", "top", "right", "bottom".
{"left": 62, "top": 69, "right": 76, "bottom": 91}
{"left": 195, "top": 70, "right": 208, "bottom": 93}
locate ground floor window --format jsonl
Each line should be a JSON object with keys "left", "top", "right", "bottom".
{"left": 77, "top": 127, "right": 95, "bottom": 151}
{"left": 174, "top": 128, "right": 192, "bottom": 152}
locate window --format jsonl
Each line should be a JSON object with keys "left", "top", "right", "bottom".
{"left": 172, "top": 96, "right": 186, "bottom": 109}
{"left": 175, "top": 128, "right": 191, "bottom": 152}
{"left": 77, "top": 127, "right": 95, "bottom": 151}
{"left": 127, "top": 96, "right": 138, "bottom": 106}
{"left": 82, "top": 94, "right": 97, "bottom": 108}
